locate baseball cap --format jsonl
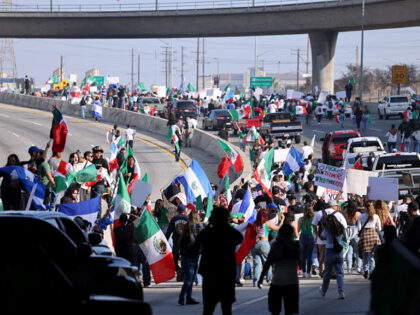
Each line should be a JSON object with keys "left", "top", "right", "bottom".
{"left": 92, "top": 146, "right": 104, "bottom": 153}
{"left": 329, "top": 200, "right": 339, "bottom": 207}
{"left": 177, "top": 204, "right": 186, "bottom": 212}
{"left": 267, "top": 203, "right": 278, "bottom": 210}
{"left": 28, "top": 146, "right": 43, "bottom": 154}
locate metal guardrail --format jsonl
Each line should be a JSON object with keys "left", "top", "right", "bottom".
{"left": 0, "top": 0, "right": 343, "bottom": 12}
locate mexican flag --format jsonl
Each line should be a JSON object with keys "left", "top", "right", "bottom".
{"left": 223, "top": 174, "right": 232, "bottom": 205}
{"left": 50, "top": 107, "right": 68, "bottom": 153}
{"left": 187, "top": 83, "right": 195, "bottom": 92}
{"left": 139, "top": 82, "right": 147, "bottom": 91}
{"left": 75, "top": 164, "right": 98, "bottom": 184}
{"left": 134, "top": 209, "right": 175, "bottom": 284}
{"left": 224, "top": 83, "right": 231, "bottom": 92}
{"left": 167, "top": 125, "right": 180, "bottom": 152}
{"left": 254, "top": 147, "right": 275, "bottom": 197}
{"left": 205, "top": 192, "right": 213, "bottom": 219}
{"left": 228, "top": 109, "right": 241, "bottom": 121}
{"left": 218, "top": 139, "right": 244, "bottom": 172}
{"left": 87, "top": 74, "right": 96, "bottom": 86}
{"left": 244, "top": 126, "right": 265, "bottom": 146}
{"left": 54, "top": 160, "right": 75, "bottom": 193}
{"left": 141, "top": 173, "right": 148, "bottom": 183}
{"left": 112, "top": 172, "right": 131, "bottom": 220}
{"left": 120, "top": 146, "right": 140, "bottom": 194}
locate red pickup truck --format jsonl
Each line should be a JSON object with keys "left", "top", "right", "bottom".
{"left": 233, "top": 108, "right": 264, "bottom": 132}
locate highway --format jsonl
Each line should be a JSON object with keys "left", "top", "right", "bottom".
{"left": 0, "top": 103, "right": 186, "bottom": 201}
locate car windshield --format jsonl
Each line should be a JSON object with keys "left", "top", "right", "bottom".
{"left": 331, "top": 134, "right": 358, "bottom": 144}
{"left": 140, "top": 98, "right": 160, "bottom": 104}
{"left": 374, "top": 155, "right": 420, "bottom": 170}
{"left": 213, "top": 110, "right": 231, "bottom": 117}
{"left": 264, "top": 113, "right": 291, "bottom": 122}
{"left": 390, "top": 97, "right": 408, "bottom": 103}
{"left": 176, "top": 101, "right": 195, "bottom": 109}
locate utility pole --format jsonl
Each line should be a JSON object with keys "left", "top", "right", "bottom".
{"left": 154, "top": 49, "right": 157, "bottom": 85}
{"left": 131, "top": 48, "right": 134, "bottom": 89}
{"left": 59, "top": 55, "right": 63, "bottom": 83}
{"left": 161, "top": 46, "right": 169, "bottom": 87}
{"left": 137, "top": 53, "right": 140, "bottom": 87}
{"left": 297, "top": 49, "right": 300, "bottom": 92}
{"left": 169, "top": 40, "right": 173, "bottom": 88}
{"left": 254, "top": 37, "right": 258, "bottom": 77}
{"left": 306, "top": 36, "right": 310, "bottom": 75}
{"left": 356, "top": 45, "right": 359, "bottom": 95}
{"left": 278, "top": 61, "right": 281, "bottom": 89}
{"left": 202, "top": 38, "right": 205, "bottom": 89}
{"left": 196, "top": 38, "right": 200, "bottom": 91}
{"left": 180, "top": 46, "right": 185, "bottom": 88}
{"left": 359, "top": 0, "right": 366, "bottom": 101}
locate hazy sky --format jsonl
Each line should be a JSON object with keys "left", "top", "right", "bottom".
{"left": 6, "top": 0, "right": 420, "bottom": 88}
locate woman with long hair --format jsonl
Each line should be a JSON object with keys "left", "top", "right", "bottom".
{"left": 153, "top": 199, "right": 170, "bottom": 234}
{"left": 357, "top": 201, "right": 382, "bottom": 279}
{"left": 343, "top": 200, "right": 362, "bottom": 274}
{"left": 374, "top": 200, "right": 394, "bottom": 243}
{"left": 298, "top": 205, "right": 315, "bottom": 278}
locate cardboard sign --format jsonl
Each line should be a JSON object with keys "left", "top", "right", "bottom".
{"left": 314, "top": 163, "right": 346, "bottom": 191}
{"left": 131, "top": 181, "right": 153, "bottom": 209}
{"left": 274, "top": 148, "right": 290, "bottom": 163}
{"left": 346, "top": 168, "right": 378, "bottom": 196}
{"left": 317, "top": 184, "right": 348, "bottom": 203}
{"left": 287, "top": 89, "right": 294, "bottom": 100}
{"left": 317, "top": 91, "right": 328, "bottom": 105}
{"left": 368, "top": 177, "right": 398, "bottom": 201}
{"left": 293, "top": 91, "right": 303, "bottom": 99}
{"left": 336, "top": 91, "right": 346, "bottom": 100}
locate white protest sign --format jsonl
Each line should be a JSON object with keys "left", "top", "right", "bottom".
{"left": 346, "top": 168, "right": 378, "bottom": 196}
{"left": 316, "top": 183, "right": 348, "bottom": 203}
{"left": 107, "top": 76, "right": 119, "bottom": 84}
{"left": 69, "top": 74, "right": 78, "bottom": 83}
{"left": 254, "top": 88, "right": 263, "bottom": 100}
{"left": 274, "top": 148, "right": 290, "bottom": 163}
{"left": 406, "top": 87, "right": 416, "bottom": 96}
{"left": 336, "top": 91, "right": 346, "bottom": 100}
{"left": 293, "top": 91, "right": 304, "bottom": 99}
{"left": 89, "top": 86, "right": 98, "bottom": 93}
{"left": 368, "top": 177, "right": 399, "bottom": 201}
{"left": 317, "top": 91, "right": 328, "bottom": 105}
{"left": 131, "top": 181, "right": 154, "bottom": 209}
{"left": 287, "top": 89, "right": 294, "bottom": 100}
{"left": 314, "top": 163, "right": 346, "bottom": 191}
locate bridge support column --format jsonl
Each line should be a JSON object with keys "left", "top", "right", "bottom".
{"left": 309, "top": 31, "right": 338, "bottom": 95}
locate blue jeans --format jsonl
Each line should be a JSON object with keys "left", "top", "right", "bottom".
{"left": 80, "top": 105, "right": 86, "bottom": 119}
{"left": 362, "top": 252, "right": 375, "bottom": 274}
{"left": 404, "top": 139, "right": 411, "bottom": 152}
{"left": 388, "top": 142, "right": 396, "bottom": 153}
{"left": 251, "top": 240, "right": 272, "bottom": 286}
{"left": 299, "top": 233, "right": 315, "bottom": 273}
{"left": 345, "top": 238, "right": 361, "bottom": 271}
{"left": 339, "top": 114, "right": 345, "bottom": 128}
{"left": 410, "top": 137, "right": 419, "bottom": 153}
{"left": 179, "top": 256, "right": 198, "bottom": 301}
{"left": 322, "top": 248, "right": 345, "bottom": 294}
{"left": 362, "top": 114, "right": 370, "bottom": 131}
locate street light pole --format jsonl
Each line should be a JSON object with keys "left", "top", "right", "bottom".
{"left": 359, "top": 0, "right": 365, "bottom": 102}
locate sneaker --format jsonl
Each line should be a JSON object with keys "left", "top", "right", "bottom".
{"left": 338, "top": 292, "right": 345, "bottom": 300}
{"left": 318, "top": 286, "right": 326, "bottom": 297}
{"left": 178, "top": 298, "right": 184, "bottom": 306}
{"left": 186, "top": 299, "right": 199, "bottom": 305}
{"left": 235, "top": 281, "right": 243, "bottom": 287}
{"left": 364, "top": 271, "right": 369, "bottom": 279}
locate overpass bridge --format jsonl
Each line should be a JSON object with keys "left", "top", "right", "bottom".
{"left": 0, "top": 0, "right": 419, "bottom": 93}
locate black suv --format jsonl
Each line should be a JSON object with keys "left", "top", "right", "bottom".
{"left": 171, "top": 100, "right": 198, "bottom": 119}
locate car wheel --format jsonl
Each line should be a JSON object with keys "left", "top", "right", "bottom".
{"left": 295, "top": 135, "right": 301, "bottom": 144}
{"left": 378, "top": 109, "right": 383, "bottom": 120}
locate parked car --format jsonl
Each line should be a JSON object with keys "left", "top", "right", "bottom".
{"left": 378, "top": 95, "right": 410, "bottom": 119}
{"left": 170, "top": 100, "right": 198, "bottom": 120}
{"left": 0, "top": 214, "right": 150, "bottom": 313}
{"left": 137, "top": 97, "right": 165, "bottom": 117}
{"left": 260, "top": 112, "right": 303, "bottom": 144}
{"left": 321, "top": 130, "right": 361, "bottom": 166}
{"left": 371, "top": 152, "right": 420, "bottom": 197}
{"left": 203, "top": 109, "right": 233, "bottom": 130}
{"left": 342, "top": 136, "right": 385, "bottom": 168}
{"left": 0, "top": 211, "right": 143, "bottom": 302}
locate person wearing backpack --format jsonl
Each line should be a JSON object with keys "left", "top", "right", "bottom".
{"left": 312, "top": 200, "right": 329, "bottom": 277}
{"left": 326, "top": 100, "right": 334, "bottom": 120}
{"left": 357, "top": 201, "right": 382, "bottom": 280}
{"left": 317, "top": 193, "right": 348, "bottom": 300}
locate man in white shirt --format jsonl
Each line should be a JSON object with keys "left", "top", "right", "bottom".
{"left": 125, "top": 124, "right": 136, "bottom": 149}
{"left": 301, "top": 141, "right": 314, "bottom": 160}
{"left": 316, "top": 199, "right": 347, "bottom": 300}
{"left": 268, "top": 101, "right": 277, "bottom": 114}
{"left": 184, "top": 117, "right": 198, "bottom": 148}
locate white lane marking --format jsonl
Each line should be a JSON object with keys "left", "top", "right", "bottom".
{"left": 313, "top": 130, "right": 324, "bottom": 133}
{"left": 68, "top": 133, "right": 72, "bottom": 136}
{"left": 91, "top": 144, "right": 95, "bottom": 147}
{"left": 32, "top": 122, "right": 42, "bottom": 126}
{"left": 0, "top": 114, "right": 10, "bottom": 118}
{"left": 370, "top": 128, "right": 382, "bottom": 131}
{"left": 12, "top": 132, "right": 20, "bottom": 138}
{"left": 240, "top": 295, "right": 268, "bottom": 305}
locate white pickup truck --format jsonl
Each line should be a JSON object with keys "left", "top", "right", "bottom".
{"left": 342, "top": 136, "right": 385, "bottom": 169}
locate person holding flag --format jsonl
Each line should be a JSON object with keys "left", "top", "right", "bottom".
{"left": 168, "top": 122, "right": 182, "bottom": 162}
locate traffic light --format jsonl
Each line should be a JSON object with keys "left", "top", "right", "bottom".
{"left": 214, "top": 76, "right": 219, "bottom": 87}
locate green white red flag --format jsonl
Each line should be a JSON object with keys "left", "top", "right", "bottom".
{"left": 244, "top": 126, "right": 265, "bottom": 146}
{"left": 134, "top": 209, "right": 175, "bottom": 284}
{"left": 218, "top": 139, "right": 244, "bottom": 173}
{"left": 112, "top": 172, "right": 131, "bottom": 220}
{"left": 54, "top": 160, "right": 75, "bottom": 193}
{"left": 167, "top": 125, "right": 180, "bottom": 152}
{"left": 254, "top": 147, "right": 275, "bottom": 197}
{"left": 50, "top": 107, "right": 68, "bottom": 153}
{"left": 120, "top": 146, "right": 140, "bottom": 194}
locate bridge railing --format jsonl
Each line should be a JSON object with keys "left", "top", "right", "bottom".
{"left": 0, "top": 0, "right": 343, "bottom": 12}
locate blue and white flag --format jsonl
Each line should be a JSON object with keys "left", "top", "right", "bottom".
{"left": 0, "top": 166, "right": 48, "bottom": 210}
{"left": 236, "top": 188, "right": 256, "bottom": 224}
{"left": 92, "top": 101, "right": 103, "bottom": 119}
{"left": 172, "top": 159, "right": 213, "bottom": 203}
{"left": 58, "top": 196, "right": 101, "bottom": 227}
{"left": 226, "top": 90, "right": 235, "bottom": 101}
{"left": 282, "top": 146, "right": 305, "bottom": 176}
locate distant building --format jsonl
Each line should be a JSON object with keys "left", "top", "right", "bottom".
{"left": 85, "top": 68, "right": 99, "bottom": 79}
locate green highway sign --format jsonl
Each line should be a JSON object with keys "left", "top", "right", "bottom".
{"left": 94, "top": 76, "right": 105, "bottom": 87}
{"left": 250, "top": 76, "right": 273, "bottom": 89}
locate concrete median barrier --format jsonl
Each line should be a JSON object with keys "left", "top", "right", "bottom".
{"left": 0, "top": 92, "right": 252, "bottom": 187}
